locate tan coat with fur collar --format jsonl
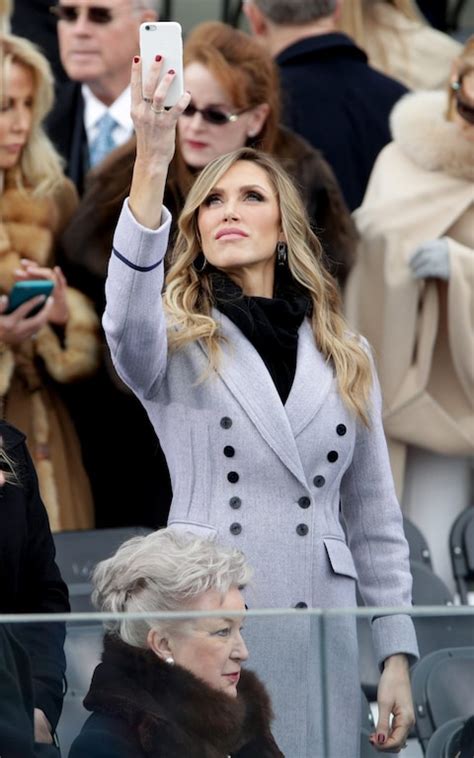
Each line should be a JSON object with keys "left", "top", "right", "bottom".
{"left": 345, "top": 91, "right": 473, "bottom": 497}
{"left": 0, "top": 177, "right": 100, "bottom": 530}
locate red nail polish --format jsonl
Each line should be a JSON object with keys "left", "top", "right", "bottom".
{"left": 168, "top": 68, "right": 175, "bottom": 75}
{"left": 155, "top": 54, "right": 162, "bottom": 62}
{"left": 133, "top": 56, "right": 139, "bottom": 63}
{"left": 377, "top": 734, "right": 386, "bottom": 745}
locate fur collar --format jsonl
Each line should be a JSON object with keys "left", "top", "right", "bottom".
{"left": 84, "top": 635, "right": 280, "bottom": 757}
{"left": 390, "top": 91, "right": 474, "bottom": 181}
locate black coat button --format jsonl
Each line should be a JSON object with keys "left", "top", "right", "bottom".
{"left": 227, "top": 471, "right": 239, "bottom": 484}
{"left": 296, "top": 524, "right": 309, "bottom": 536}
{"left": 295, "top": 602, "right": 308, "bottom": 609}
{"left": 230, "top": 523, "right": 242, "bottom": 535}
{"left": 327, "top": 450, "right": 339, "bottom": 463}
{"left": 313, "top": 475, "right": 325, "bottom": 488}
{"left": 224, "top": 446, "right": 235, "bottom": 458}
{"left": 229, "top": 497, "right": 241, "bottom": 509}
{"left": 298, "top": 496, "right": 311, "bottom": 509}
{"left": 336, "top": 424, "right": 347, "bottom": 436}
{"left": 220, "top": 416, "right": 232, "bottom": 429}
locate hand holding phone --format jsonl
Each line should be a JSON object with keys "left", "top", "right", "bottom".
{"left": 139, "top": 21, "right": 184, "bottom": 108}
{"left": 0, "top": 283, "right": 54, "bottom": 346}
{"left": 6, "top": 281, "right": 55, "bottom": 316}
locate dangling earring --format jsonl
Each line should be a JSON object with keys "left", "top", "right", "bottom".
{"left": 276, "top": 241, "right": 288, "bottom": 267}
{"left": 165, "top": 656, "right": 175, "bottom": 665}
{"left": 193, "top": 251, "right": 207, "bottom": 273}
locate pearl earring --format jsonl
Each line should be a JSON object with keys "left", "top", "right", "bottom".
{"left": 165, "top": 656, "right": 175, "bottom": 665}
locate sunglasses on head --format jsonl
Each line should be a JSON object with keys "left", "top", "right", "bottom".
{"left": 50, "top": 4, "right": 115, "bottom": 24}
{"left": 182, "top": 102, "right": 249, "bottom": 126}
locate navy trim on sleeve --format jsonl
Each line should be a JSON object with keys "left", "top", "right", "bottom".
{"left": 112, "top": 247, "right": 162, "bottom": 272}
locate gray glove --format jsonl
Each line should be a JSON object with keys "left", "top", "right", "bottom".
{"left": 408, "top": 238, "right": 450, "bottom": 281}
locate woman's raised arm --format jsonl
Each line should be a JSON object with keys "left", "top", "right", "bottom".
{"left": 128, "top": 55, "right": 190, "bottom": 228}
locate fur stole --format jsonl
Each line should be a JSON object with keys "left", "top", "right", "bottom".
{"left": 0, "top": 182, "right": 100, "bottom": 530}
{"left": 83, "top": 635, "right": 283, "bottom": 757}
{"left": 390, "top": 91, "right": 474, "bottom": 182}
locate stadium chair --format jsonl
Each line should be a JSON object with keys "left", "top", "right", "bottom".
{"left": 56, "top": 622, "right": 104, "bottom": 756}
{"left": 403, "top": 517, "right": 433, "bottom": 569}
{"left": 53, "top": 527, "right": 153, "bottom": 611}
{"left": 411, "top": 648, "right": 474, "bottom": 752}
{"left": 425, "top": 717, "right": 466, "bottom": 758}
{"left": 450, "top": 507, "right": 474, "bottom": 604}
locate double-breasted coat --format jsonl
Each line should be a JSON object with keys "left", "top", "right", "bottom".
{"left": 103, "top": 203, "right": 418, "bottom": 758}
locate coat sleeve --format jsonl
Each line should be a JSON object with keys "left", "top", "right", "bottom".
{"left": 103, "top": 200, "right": 171, "bottom": 401}
{"left": 340, "top": 350, "right": 419, "bottom": 670}
{"left": 11, "top": 438, "right": 70, "bottom": 730}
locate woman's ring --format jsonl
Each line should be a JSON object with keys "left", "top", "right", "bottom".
{"left": 143, "top": 97, "right": 153, "bottom": 103}
{"left": 151, "top": 104, "right": 166, "bottom": 114}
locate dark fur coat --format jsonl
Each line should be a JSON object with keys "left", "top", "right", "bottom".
{"left": 69, "top": 635, "right": 284, "bottom": 758}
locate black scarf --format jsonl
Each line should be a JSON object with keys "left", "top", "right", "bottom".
{"left": 209, "top": 268, "right": 311, "bottom": 404}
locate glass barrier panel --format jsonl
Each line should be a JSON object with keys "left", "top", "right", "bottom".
{"left": 1, "top": 606, "right": 473, "bottom": 758}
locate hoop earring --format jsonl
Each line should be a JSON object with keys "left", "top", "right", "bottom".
{"left": 276, "top": 241, "right": 288, "bottom": 267}
{"left": 193, "top": 251, "right": 208, "bottom": 273}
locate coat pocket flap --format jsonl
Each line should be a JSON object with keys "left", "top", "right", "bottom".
{"left": 323, "top": 537, "right": 358, "bottom": 579}
{"left": 168, "top": 520, "right": 218, "bottom": 539}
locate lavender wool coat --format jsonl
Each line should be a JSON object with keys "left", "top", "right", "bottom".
{"left": 104, "top": 201, "right": 419, "bottom": 758}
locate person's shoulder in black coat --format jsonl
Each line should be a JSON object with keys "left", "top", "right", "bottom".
{"left": 276, "top": 32, "right": 408, "bottom": 210}
{"left": 0, "top": 421, "right": 70, "bottom": 731}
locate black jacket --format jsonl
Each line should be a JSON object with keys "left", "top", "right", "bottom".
{"left": 46, "top": 82, "right": 88, "bottom": 195}
{"left": 69, "top": 635, "right": 284, "bottom": 757}
{"left": 0, "top": 626, "right": 36, "bottom": 758}
{"left": 0, "top": 422, "right": 70, "bottom": 729}
{"left": 276, "top": 32, "right": 408, "bottom": 210}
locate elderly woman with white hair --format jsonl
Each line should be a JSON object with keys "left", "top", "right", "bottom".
{"left": 69, "top": 528, "right": 283, "bottom": 758}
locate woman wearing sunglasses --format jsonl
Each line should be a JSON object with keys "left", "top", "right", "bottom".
{"left": 345, "top": 37, "right": 474, "bottom": 591}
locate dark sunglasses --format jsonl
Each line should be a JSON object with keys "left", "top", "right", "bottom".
{"left": 50, "top": 4, "right": 116, "bottom": 24}
{"left": 182, "top": 102, "right": 249, "bottom": 126}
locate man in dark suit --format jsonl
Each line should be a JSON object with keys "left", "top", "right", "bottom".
{"left": 244, "top": 0, "right": 408, "bottom": 210}
{"left": 46, "top": 0, "right": 156, "bottom": 194}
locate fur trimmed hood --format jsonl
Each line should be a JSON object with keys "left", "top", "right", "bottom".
{"left": 82, "top": 635, "right": 283, "bottom": 757}
{"left": 390, "top": 90, "right": 474, "bottom": 181}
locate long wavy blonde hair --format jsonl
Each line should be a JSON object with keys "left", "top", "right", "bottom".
{"left": 0, "top": 33, "right": 64, "bottom": 195}
{"left": 164, "top": 148, "right": 372, "bottom": 423}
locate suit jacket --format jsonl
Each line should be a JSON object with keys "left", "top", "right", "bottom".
{"left": 46, "top": 82, "right": 88, "bottom": 195}
{"left": 275, "top": 32, "right": 408, "bottom": 211}
{"left": 103, "top": 202, "right": 419, "bottom": 757}
{"left": 0, "top": 422, "right": 70, "bottom": 730}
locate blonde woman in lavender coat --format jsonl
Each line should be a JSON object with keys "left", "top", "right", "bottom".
{"left": 103, "top": 57, "right": 418, "bottom": 757}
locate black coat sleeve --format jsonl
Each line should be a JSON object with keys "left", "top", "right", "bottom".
{"left": 5, "top": 433, "right": 70, "bottom": 730}
{"left": 0, "top": 626, "right": 36, "bottom": 758}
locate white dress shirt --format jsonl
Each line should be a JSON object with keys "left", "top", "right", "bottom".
{"left": 82, "top": 84, "right": 133, "bottom": 152}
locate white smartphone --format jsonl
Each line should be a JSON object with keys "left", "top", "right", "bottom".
{"left": 139, "top": 21, "right": 184, "bottom": 108}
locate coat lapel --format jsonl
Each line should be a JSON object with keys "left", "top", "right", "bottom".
{"left": 200, "top": 311, "right": 306, "bottom": 485}
{"left": 285, "top": 319, "right": 334, "bottom": 436}
{"left": 199, "top": 313, "right": 332, "bottom": 486}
